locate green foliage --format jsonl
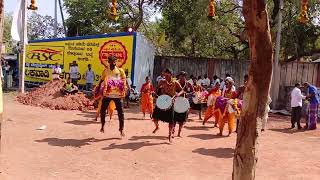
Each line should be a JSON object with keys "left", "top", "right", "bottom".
{"left": 49, "top": 0, "right": 320, "bottom": 60}
{"left": 63, "top": 0, "right": 162, "bottom": 36}
{"left": 27, "top": 12, "right": 64, "bottom": 40}
{"left": 160, "top": 0, "right": 248, "bottom": 59}
{"left": 3, "top": 13, "right": 13, "bottom": 53}
{"left": 279, "top": 0, "right": 320, "bottom": 61}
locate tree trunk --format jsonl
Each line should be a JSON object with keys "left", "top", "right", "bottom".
{"left": 232, "top": 0, "right": 273, "bottom": 180}
{"left": 133, "top": 0, "right": 145, "bottom": 30}
{"left": 0, "top": 0, "right": 4, "bottom": 151}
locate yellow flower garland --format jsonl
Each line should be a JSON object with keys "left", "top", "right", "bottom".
{"left": 298, "top": 0, "right": 309, "bottom": 23}
{"left": 208, "top": 0, "right": 216, "bottom": 20}
{"left": 110, "top": 0, "right": 119, "bottom": 21}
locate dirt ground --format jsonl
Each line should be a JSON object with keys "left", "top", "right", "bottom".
{"left": 1, "top": 93, "right": 320, "bottom": 180}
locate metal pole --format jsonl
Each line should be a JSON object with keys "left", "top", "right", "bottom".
{"left": 19, "top": 0, "right": 26, "bottom": 93}
{"left": 271, "top": 0, "right": 283, "bottom": 109}
{"left": 58, "top": 0, "right": 67, "bottom": 36}
{"left": 54, "top": 0, "right": 58, "bottom": 37}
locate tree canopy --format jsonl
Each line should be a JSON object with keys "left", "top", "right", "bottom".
{"left": 4, "top": 0, "right": 320, "bottom": 61}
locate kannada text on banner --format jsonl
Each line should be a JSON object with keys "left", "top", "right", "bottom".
{"left": 25, "top": 34, "right": 134, "bottom": 85}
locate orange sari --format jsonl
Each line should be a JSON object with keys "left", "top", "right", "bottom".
{"left": 140, "top": 82, "right": 154, "bottom": 114}
{"left": 204, "top": 88, "right": 221, "bottom": 125}
{"left": 218, "top": 88, "right": 238, "bottom": 133}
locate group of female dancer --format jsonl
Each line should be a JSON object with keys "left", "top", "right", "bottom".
{"left": 94, "top": 66, "right": 245, "bottom": 142}
{"left": 140, "top": 69, "right": 244, "bottom": 142}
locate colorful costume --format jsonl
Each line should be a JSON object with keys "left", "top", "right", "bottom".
{"left": 218, "top": 88, "right": 238, "bottom": 134}
{"left": 203, "top": 87, "right": 221, "bottom": 125}
{"left": 100, "top": 66, "right": 127, "bottom": 132}
{"left": 174, "top": 80, "right": 193, "bottom": 123}
{"left": 153, "top": 80, "right": 182, "bottom": 123}
{"left": 191, "top": 84, "right": 204, "bottom": 111}
{"left": 94, "top": 84, "right": 116, "bottom": 120}
{"left": 306, "top": 85, "right": 319, "bottom": 130}
{"left": 140, "top": 82, "right": 154, "bottom": 115}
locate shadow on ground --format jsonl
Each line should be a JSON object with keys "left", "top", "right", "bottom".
{"left": 269, "top": 128, "right": 307, "bottom": 134}
{"left": 35, "top": 137, "right": 120, "bottom": 148}
{"left": 64, "top": 120, "right": 100, "bottom": 126}
{"left": 129, "top": 135, "right": 168, "bottom": 141}
{"left": 77, "top": 111, "right": 96, "bottom": 119}
{"left": 102, "top": 141, "right": 169, "bottom": 151}
{"left": 184, "top": 126, "right": 212, "bottom": 131}
{"left": 192, "top": 148, "right": 234, "bottom": 158}
{"left": 188, "top": 134, "right": 225, "bottom": 140}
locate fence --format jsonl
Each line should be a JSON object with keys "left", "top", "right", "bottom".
{"left": 153, "top": 56, "right": 320, "bottom": 109}
{"left": 278, "top": 61, "right": 320, "bottom": 109}
{"left": 153, "top": 56, "right": 250, "bottom": 86}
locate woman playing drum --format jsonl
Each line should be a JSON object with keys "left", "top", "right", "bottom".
{"left": 191, "top": 77, "right": 206, "bottom": 120}
{"left": 152, "top": 68, "right": 183, "bottom": 142}
{"left": 175, "top": 71, "right": 194, "bottom": 137}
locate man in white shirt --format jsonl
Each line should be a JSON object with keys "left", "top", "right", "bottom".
{"left": 156, "top": 72, "right": 164, "bottom": 84}
{"left": 52, "top": 63, "right": 62, "bottom": 80}
{"left": 85, "top": 64, "right": 95, "bottom": 91}
{"left": 188, "top": 75, "right": 194, "bottom": 86}
{"left": 291, "top": 83, "right": 306, "bottom": 129}
{"left": 69, "top": 61, "right": 79, "bottom": 85}
{"left": 202, "top": 74, "right": 210, "bottom": 87}
{"left": 197, "top": 75, "right": 203, "bottom": 86}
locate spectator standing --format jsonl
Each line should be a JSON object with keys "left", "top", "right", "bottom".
{"left": 202, "top": 74, "right": 210, "bottom": 87}
{"left": 188, "top": 75, "right": 194, "bottom": 86}
{"left": 197, "top": 75, "right": 203, "bottom": 86}
{"left": 304, "top": 82, "right": 319, "bottom": 130}
{"left": 52, "top": 63, "right": 62, "bottom": 80}
{"left": 290, "top": 83, "right": 305, "bottom": 129}
{"left": 69, "top": 61, "right": 79, "bottom": 85}
{"left": 6, "top": 63, "right": 13, "bottom": 89}
{"left": 85, "top": 64, "right": 95, "bottom": 91}
{"left": 156, "top": 72, "right": 165, "bottom": 84}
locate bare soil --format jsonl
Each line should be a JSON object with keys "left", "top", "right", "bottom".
{"left": 17, "top": 80, "right": 94, "bottom": 111}
{"left": 1, "top": 94, "right": 319, "bottom": 180}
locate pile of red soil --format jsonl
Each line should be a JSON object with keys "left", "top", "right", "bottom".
{"left": 17, "top": 80, "right": 94, "bottom": 111}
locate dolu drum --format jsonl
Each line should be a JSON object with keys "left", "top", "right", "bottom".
{"left": 174, "top": 97, "right": 190, "bottom": 113}
{"left": 192, "top": 92, "right": 201, "bottom": 104}
{"left": 156, "top": 95, "right": 173, "bottom": 111}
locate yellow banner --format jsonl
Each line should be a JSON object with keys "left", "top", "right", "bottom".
{"left": 25, "top": 33, "right": 135, "bottom": 85}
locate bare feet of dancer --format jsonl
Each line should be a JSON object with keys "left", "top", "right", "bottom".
{"left": 152, "top": 127, "right": 159, "bottom": 133}
{"left": 120, "top": 130, "right": 125, "bottom": 137}
{"left": 152, "top": 119, "right": 159, "bottom": 133}
{"left": 100, "top": 127, "right": 104, "bottom": 133}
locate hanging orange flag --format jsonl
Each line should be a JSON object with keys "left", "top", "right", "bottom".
{"left": 298, "top": 0, "right": 309, "bottom": 23}
{"left": 110, "top": 0, "right": 119, "bottom": 21}
{"left": 208, "top": 0, "right": 216, "bottom": 20}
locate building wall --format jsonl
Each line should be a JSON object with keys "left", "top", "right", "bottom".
{"left": 133, "top": 34, "right": 155, "bottom": 91}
